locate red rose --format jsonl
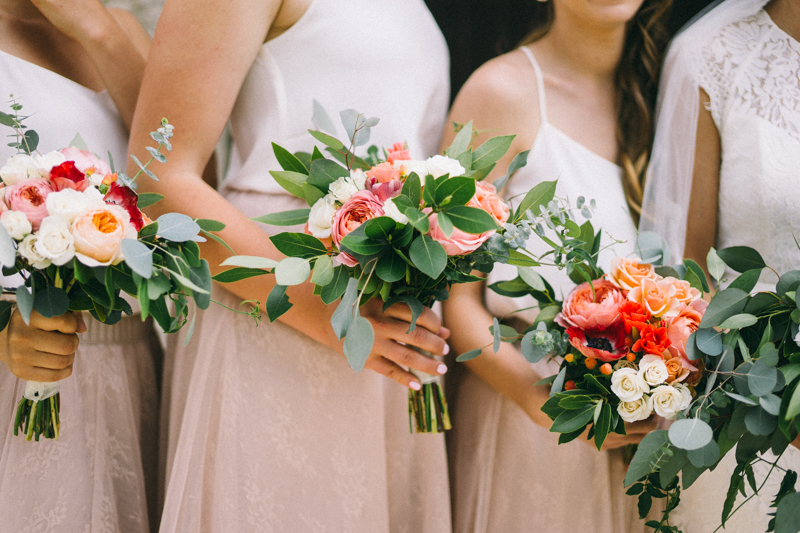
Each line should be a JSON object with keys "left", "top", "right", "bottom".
{"left": 50, "top": 161, "right": 89, "bottom": 192}
{"left": 632, "top": 323, "right": 672, "bottom": 356}
{"left": 619, "top": 301, "right": 651, "bottom": 334}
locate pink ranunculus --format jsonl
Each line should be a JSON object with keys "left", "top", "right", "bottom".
{"left": 60, "top": 146, "right": 113, "bottom": 178}
{"left": 72, "top": 205, "right": 133, "bottom": 266}
{"left": 387, "top": 142, "right": 411, "bottom": 164}
{"left": 471, "top": 181, "right": 510, "bottom": 225}
{"left": 5, "top": 178, "right": 54, "bottom": 231}
{"left": 665, "top": 299, "right": 707, "bottom": 366}
{"left": 608, "top": 256, "right": 660, "bottom": 291}
{"left": 369, "top": 178, "right": 403, "bottom": 202}
{"left": 331, "top": 190, "right": 384, "bottom": 250}
{"left": 628, "top": 277, "right": 683, "bottom": 318}
{"left": 555, "top": 279, "right": 626, "bottom": 330}
{"left": 366, "top": 162, "right": 402, "bottom": 184}
{"left": 428, "top": 212, "right": 493, "bottom": 256}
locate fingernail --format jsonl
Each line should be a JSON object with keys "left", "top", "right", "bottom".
{"left": 410, "top": 381, "right": 421, "bottom": 391}
{"left": 443, "top": 343, "right": 450, "bottom": 355}
{"left": 437, "top": 364, "right": 448, "bottom": 375}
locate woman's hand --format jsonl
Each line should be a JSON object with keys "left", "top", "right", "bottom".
{"left": 0, "top": 310, "right": 86, "bottom": 382}
{"left": 360, "top": 300, "right": 449, "bottom": 389}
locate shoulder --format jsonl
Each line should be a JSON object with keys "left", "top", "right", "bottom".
{"left": 448, "top": 48, "right": 540, "bottom": 152}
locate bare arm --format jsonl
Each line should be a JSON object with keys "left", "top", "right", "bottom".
{"left": 683, "top": 88, "right": 721, "bottom": 273}
{"left": 29, "top": 0, "right": 150, "bottom": 129}
{"left": 126, "top": 0, "right": 448, "bottom": 389}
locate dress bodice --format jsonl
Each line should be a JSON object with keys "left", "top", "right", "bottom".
{"left": 486, "top": 47, "right": 637, "bottom": 322}
{"left": 696, "top": 9, "right": 800, "bottom": 289}
{"left": 0, "top": 50, "right": 128, "bottom": 166}
{"left": 222, "top": 0, "right": 450, "bottom": 196}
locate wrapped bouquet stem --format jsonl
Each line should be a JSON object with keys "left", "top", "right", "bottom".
{"left": 408, "top": 349, "right": 451, "bottom": 433}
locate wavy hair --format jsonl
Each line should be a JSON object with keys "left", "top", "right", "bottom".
{"left": 520, "top": 0, "right": 673, "bottom": 225}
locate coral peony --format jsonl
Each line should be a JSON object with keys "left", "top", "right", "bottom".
{"left": 665, "top": 299, "right": 707, "bottom": 364}
{"left": 471, "top": 181, "right": 509, "bottom": 225}
{"left": 555, "top": 279, "right": 625, "bottom": 330}
{"left": 331, "top": 190, "right": 384, "bottom": 266}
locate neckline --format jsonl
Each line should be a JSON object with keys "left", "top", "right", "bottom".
{"left": 0, "top": 49, "right": 107, "bottom": 96}
{"left": 540, "top": 122, "right": 622, "bottom": 171}
{"left": 760, "top": 9, "right": 800, "bottom": 50}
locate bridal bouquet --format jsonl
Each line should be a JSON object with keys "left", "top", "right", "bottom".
{"left": 495, "top": 232, "right": 708, "bottom": 450}
{"left": 621, "top": 244, "right": 800, "bottom": 533}
{"left": 0, "top": 102, "right": 231, "bottom": 441}
{"left": 223, "top": 105, "right": 583, "bottom": 433}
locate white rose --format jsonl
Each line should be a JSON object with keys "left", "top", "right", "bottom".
{"left": 617, "top": 395, "right": 653, "bottom": 423}
{"left": 637, "top": 354, "right": 670, "bottom": 386}
{"left": 673, "top": 383, "right": 692, "bottom": 411}
{"left": 610, "top": 367, "right": 650, "bottom": 402}
{"left": 0, "top": 154, "right": 38, "bottom": 185}
{"left": 46, "top": 188, "right": 104, "bottom": 226}
{"left": 425, "top": 155, "right": 466, "bottom": 178}
{"left": 33, "top": 151, "right": 67, "bottom": 179}
{"left": 18, "top": 234, "right": 51, "bottom": 269}
{"left": 795, "top": 330, "right": 800, "bottom": 348}
{"left": 34, "top": 216, "right": 75, "bottom": 266}
{"left": 393, "top": 159, "right": 429, "bottom": 178}
{"left": 307, "top": 195, "right": 336, "bottom": 239}
{"left": 350, "top": 169, "right": 367, "bottom": 190}
{"left": 1, "top": 210, "right": 32, "bottom": 241}
{"left": 83, "top": 186, "right": 106, "bottom": 203}
{"left": 329, "top": 176, "right": 359, "bottom": 204}
{"left": 382, "top": 197, "right": 409, "bottom": 224}
{"left": 650, "top": 385, "right": 685, "bottom": 420}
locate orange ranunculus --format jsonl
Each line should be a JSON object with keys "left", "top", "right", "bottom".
{"left": 632, "top": 323, "right": 672, "bottom": 357}
{"left": 608, "top": 256, "right": 660, "bottom": 291}
{"left": 619, "top": 300, "right": 651, "bottom": 334}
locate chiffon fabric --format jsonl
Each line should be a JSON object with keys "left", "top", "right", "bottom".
{"left": 159, "top": 1, "right": 452, "bottom": 531}
{"left": 447, "top": 46, "right": 645, "bottom": 533}
{"left": 0, "top": 50, "right": 160, "bottom": 533}
{"left": 643, "top": 3, "right": 800, "bottom": 530}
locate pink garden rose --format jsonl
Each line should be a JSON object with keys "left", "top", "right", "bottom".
{"left": 72, "top": 205, "right": 132, "bottom": 266}
{"left": 608, "top": 256, "right": 659, "bottom": 291}
{"left": 331, "top": 190, "right": 384, "bottom": 267}
{"left": 368, "top": 179, "right": 403, "bottom": 202}
{"left": 555, "top": 279, "right": 626, "bottom": 330}
{"left": 665, "top": 299, "right": 707, "bottom": 365}
{"left": 428, "top": 212, "right": 493, "bottom": 255}
{"left": 628, "top": 277, "right": 683, "bottom": 318}
{"left": 5, "top": 178, "right": 53, "bottom": 231}
{"left": 472, "top": 181, "right": 509, "bottom": 225}
{"left": 60, "top": 146, "right": 113, "bottom": 180}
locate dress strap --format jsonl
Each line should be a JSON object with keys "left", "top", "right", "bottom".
{"left": 520, "top": 46, "right": 548, "bottom": 124}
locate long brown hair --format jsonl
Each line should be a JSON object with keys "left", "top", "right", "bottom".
{"left": 520, "top": 0, "right": 673, "bottom": 225}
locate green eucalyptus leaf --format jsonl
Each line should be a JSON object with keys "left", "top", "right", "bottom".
{"left": 266, "top": 284, "right": 293, "bottom": 322}
{"left": 0, "top": 225, "right": 16, "bottom": 268}
{"left": 436, "top": 212, "right": 454, "bottom": 238}
{"left": 701, "top": 288, "right": 749, "bottom": 328}
{"left": 718, "top": 313, "right": 758, "bottom": 330}
{"left": 400, "top": 172, "right": 421, "bottom": 207}
{"left": 434, "top": 176, "right": 475, "bottom": 207}
{"left": 775, "top": 492, "right": 800, "bottom": 533}
{"left": 212, "top": 267, "right": 268, "bottom": 283}
{"left": 121, "top": 239, "right": 153, "bottom": 279}
{"left": 343, "top": 316, "right": 374, "bottom": 371}
{"left": 376, "top": 252, "right": 406, "bottom": 283}
{"left": 729, "top": 269, "right": 763, "bottom": 293}
{"left": 136, "top": 193, "right": 164, "bottom": 209}
{"left": 156, "top": 213, "right": 201, "bottom": 242}
{"left": 446, "top": 206, "right": 499, "bottom": 234}
{"left": 363, "top": 217, "right": 396, "bottom": 241}
{"left": 308, "top": 129, "right": 345, "bottom": 151}
{"left": 320, "top": 266, "right": 350, "bottom": 304}
{"left": 33, "top": 285, "right": 69, "bottom": 318}
{"left": 515, "top": 180, "right": 557, "bottom": 221}
{"left": 624, "top": 430, "right": 670, "bottom": 486}
{"left": 748, "top": 360, "right": 778, "bottom": 397}
{"left": 251, "top": 209, "right": 311, "bottom": 227}
{"left": 269, "top": 170, "right": 308, "bottom": 199}
{"left": 220, "top": 255, "right": 278, "bottom": 269}
{"left": 446, "top": 120, "right": 473, "bottom": 157}
{"left": 668, "top": 418, "right": 713, "bottom": 451}
{"left": 744, "top": 406, "right": 778, "bottom": 435}
{"left": 331, "top": 278, "right": 359, "bottom": 339}
{"left": 456, "top": 348, "right": 482, "bottom": 362}
{"left": 409, "top": 235, "right": 447, "bottom": 280}
{"left": 696, "top": 328, "right": 723, "bottom": 356}
{"left": 272, "top": 142, "right": 308, "bottom": 174}
{"left": 717, "top": 246, "right": 767, "bottom": 273}
{"left": 707, "top": 247, "right": 726, "bottom": 283}
{"left": 311, "top": 255, "right": 334, "bottom": 286}
{"left": 517, "top": 266, "right": 546, "bottom": 291}
{"left": 405, "top": 208, "right": 430, "bottom": 234}
{"left": 275, "top": 257, "right": 310, "bottom": 286}
{"left": 471, "top": 135, "right": 514, "bottom": 170}
{"left": 494, "top": 149, "right": 530, "bottom": 192}
{"left": 270, "top": 233, "right": 328, "bottom": 259}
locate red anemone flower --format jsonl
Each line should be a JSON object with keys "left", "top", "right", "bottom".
{"left": 567, "top": 322, "right": 628, "bottom": 362}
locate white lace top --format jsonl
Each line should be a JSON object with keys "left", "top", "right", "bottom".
{"left": 695, "top": 9, "right": 800, "bottom": 288}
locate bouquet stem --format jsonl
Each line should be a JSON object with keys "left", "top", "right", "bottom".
{"left": 13, "top": 381, "right": 61, "bottom": 441}
{"left": 407, "top": 349, "right": 451, "bottom": 434}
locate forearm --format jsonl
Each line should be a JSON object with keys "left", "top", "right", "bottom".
{"left": 444, "top": 288, "right": 551, "bottom": 428}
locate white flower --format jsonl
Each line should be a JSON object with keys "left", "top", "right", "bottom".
{"left": 425, "top": 155, "right": 466, "bottom": 178}
{"left": 382, "top": 197, "right": 409, "bottom": 224}
{"left": 18, "top": 234, "right": 51, "bottom": 269}
{"left": 795, "top": 330, "right": 800, "bottom": 348}
{"left": 33, "top": 151, "right": 66, "bottom": 179}
{"left": 673, "top": 383, "right": 692, "bottom": 411}
{"left": 329, "top": 176, "right": 359, "bottom": 204}
{"left": 307, "top": 195, "right": 336, "bottom": 239}
{"left": 650, "top": 385, "right": 685, "bottom": 420}
{"left": 610, "top": 367, "right": 650, "bottom": 402}
{"left": 46, "top": 188, "right": 104, "bottom": 226}
{"left": 638, "top": 354, "right": 670, "bottom": 386}
{"left": 34, "top": 216, "right": 75, "bottom": 266}
{"left": 617, "top": 395, "right": 653, "bottom": 423}
{"left": 1, "top": 210, "right": 32, "bottom": 240}
{"left": 0, "top": 154, "right": 38, "bottom": 185}
{"left": 350, "top": 169, "right": 367, "bottom": 190}
{"left": 394, "top": 159, "right": 429, "bottom": 178}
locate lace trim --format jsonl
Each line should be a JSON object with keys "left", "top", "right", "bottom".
{"left": 695, "top": 10, "right": 800, "bottom": 140}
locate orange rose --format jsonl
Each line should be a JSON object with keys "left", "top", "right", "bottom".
{"left": 664, "top": 277, "right": 702, "bottom": 305}
{"left": 608, "top": 257, "right": 660, "bottom": 291}
{"left": 628, "top": 277, "right": 683, "bottom": 318}
{"left": 664, "top": 355, "right": 690, "bottom": 383}
{"left": 471, "top": 181, "right": 509, "bottom": 225}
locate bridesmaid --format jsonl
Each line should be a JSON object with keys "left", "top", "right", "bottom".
{"left": 441, "top": 0, "right": 672, "bottom": 531}
{"left": 0, "top": 1, "right": 159, "bottom": 531}
{"left": 127, "top": 0, "right": 452, "bottom": 531}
